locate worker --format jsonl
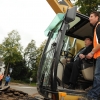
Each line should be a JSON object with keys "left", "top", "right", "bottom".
{"left": 63, "top": 36, "right": 93, "bottom": 89}
{"left": 0, "top": 73, "right": 4, "bottom": 86}
{"left": 4, "top": 74, "right": 11, "bottom": 86}
{"left": 81, "top": 11, "right": 100, "bottom": 100}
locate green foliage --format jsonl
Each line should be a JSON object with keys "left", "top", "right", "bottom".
{"left": 75, "top": 0, "right": 100, "bottom": 16}
{"left": 36, "top": 40, "right": 47, "bottom": 67}
{"left": 0, "top": 30, "right": 23, "bottom": 76}
{"left": 24, "top": 40, "right": 37, "bottom": 82}
{"left": 0, "top": 30, "right": 23, "bottom": 64}
{"left": 11, "top": 61, "right": 31, "bottom": 81}
{"left": 24, "top": 39, "right": 47, "bottom": 82}
{"left": 0, "top": 29, "right": 47, "bottom": 82}
{"left": 24, "top": 40, "right": 37, "bottom": 69}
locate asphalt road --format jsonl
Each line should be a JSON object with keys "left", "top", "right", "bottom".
{"left": 9, "top": 83, "right": 38, "bottom": 95}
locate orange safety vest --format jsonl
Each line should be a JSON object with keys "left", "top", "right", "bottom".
{"left": 93, "top": 22, "right": 100, "bottom": 59}
{"left": 0, "top": 74, "right": 4, "bottom": 80}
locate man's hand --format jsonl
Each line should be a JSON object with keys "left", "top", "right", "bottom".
{"left": 79, "top": 54, "right": 85, "bottom": 59}
{"left": 86, "top": 53, "right": 93, "bottom": 59}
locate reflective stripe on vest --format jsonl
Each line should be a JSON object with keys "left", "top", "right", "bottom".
{"left": 93, "top": 22, "right": 100, "bottom": 59}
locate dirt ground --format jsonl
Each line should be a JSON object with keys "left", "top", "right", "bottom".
{"left": 0, "top": 86, "right": 37, "bottom": 100}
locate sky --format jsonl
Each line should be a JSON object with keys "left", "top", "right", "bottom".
{"left": 0, "top": 0, "right": 55, "bottom": 48}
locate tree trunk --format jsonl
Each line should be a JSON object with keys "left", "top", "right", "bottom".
{"left": 5, "top": 63, "right": 9, "bottom": 76}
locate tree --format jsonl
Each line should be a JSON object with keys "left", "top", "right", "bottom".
{"left": 0, "top": 30, "right": 23, "bottom": 76}
{"left": 11, "top": 60, "right": 31, "bottom": 82}
{"left": 36, "top": 40, "right": 47, "bottom": 67}
{"left": 24, "top": 40, "right": 37, "bottom": 69}
{"left": 24, "top": 40, "right": 37, "bottom": 82}
{"left": 75, "top": 0, "right": 100, "bottom": 16}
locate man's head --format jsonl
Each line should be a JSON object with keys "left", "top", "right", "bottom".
{"left": 89, "top": 11, "right": 100, "bottom": 26}
{"left": 84, "top": 36, "right": 93, "bottom": 47}
{"left": 8, "top": 74, "right": 10, "bottom": 76}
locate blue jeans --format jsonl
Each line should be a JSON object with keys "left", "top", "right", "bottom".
{"left": 87, "top": 57, "right": 100, "bottom": 99}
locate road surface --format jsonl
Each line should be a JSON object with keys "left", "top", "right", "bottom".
{"left": 9, "top": 83, "right": 38, "bottom": 95}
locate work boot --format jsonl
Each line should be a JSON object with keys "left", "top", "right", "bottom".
{"left": 67, "top": 84, "right": 75, "bottom": 89}
{"left": 85, "top": 86, "right": 92, "bottom": 92}
{"left": 78, "top": 97, "right": 88, "bottom": 100}
{"left": 63, "top": 84, "right": 69, "bottom": 88}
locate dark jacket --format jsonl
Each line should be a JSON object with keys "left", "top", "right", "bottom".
{"left": 73, "top": 44, "right": 93, "bottom": 63}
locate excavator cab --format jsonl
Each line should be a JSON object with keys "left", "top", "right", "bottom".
{"left": 36, "top": 6, "right": 95, "bottom": 100}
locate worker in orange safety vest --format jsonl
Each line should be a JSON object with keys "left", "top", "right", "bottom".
{"left": 81, "top": 11, "right": 100, "bottom": 100}
{"left": 0, "top": 73, "right": 4, "bottom": 86}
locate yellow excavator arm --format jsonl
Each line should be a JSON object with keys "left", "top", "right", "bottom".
{"left": 46, "top": 0, "right": 73, "bottom": 13}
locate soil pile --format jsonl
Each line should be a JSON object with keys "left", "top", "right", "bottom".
{"left": 0, "top": 86, "right": 36, "bottom": 100}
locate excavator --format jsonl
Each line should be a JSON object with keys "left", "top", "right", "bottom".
{"left": 33, "top": 0, "right": 98, "bottom": 100}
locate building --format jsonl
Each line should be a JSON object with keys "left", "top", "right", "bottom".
{"left": 0, "top": 60, "right": 5, "bottom": 74}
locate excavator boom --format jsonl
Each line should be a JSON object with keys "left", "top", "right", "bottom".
{"left": 46, "top": 0, "right": 73, "bottom": 13}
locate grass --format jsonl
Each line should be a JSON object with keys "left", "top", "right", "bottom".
{"left": 10, "top": 79, "right": 37, "bottom": 86}
{"left": 29, "top": 82, "right": 36, "bottom": 86}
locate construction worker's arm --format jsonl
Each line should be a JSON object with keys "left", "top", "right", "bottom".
{"left": 92, "top": 44, "right": 100, "bottom": 53}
